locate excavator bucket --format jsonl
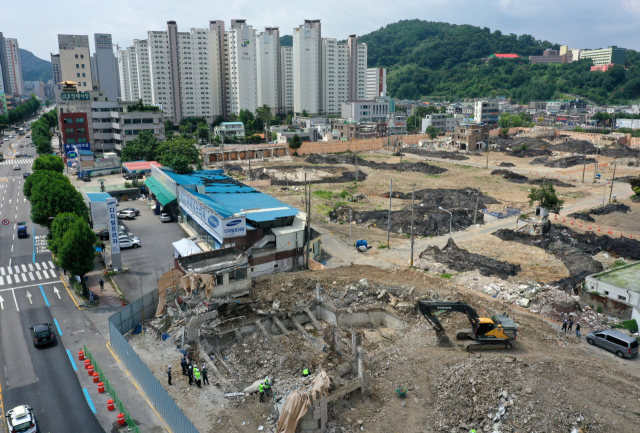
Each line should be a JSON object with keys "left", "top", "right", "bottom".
{"left": 436, "top": 332, "right": 452, "bottom": 347}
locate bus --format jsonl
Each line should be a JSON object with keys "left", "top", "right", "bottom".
{"left": 17, "top": 128, "right": 26, "bottom": 135}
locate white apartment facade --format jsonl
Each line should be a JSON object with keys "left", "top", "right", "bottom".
{"left": 225, "top": 20, "right": 258, "bottom": 116}
{"left": 366, "top": 68, "right": 386, "bottom": 99}
{"left": 280, "top": 46, "right": 293, "bottom": 114}
{"left": 56, "top": 35, "right": 94, "bottom": 93}
{"left": 322, "top": 38, "right": 348, "bottom": 114}
{"left": 293, "top": 20, "right": 322, "bottom": 115}
{"left": 4, "top": 38, "right": 24, "bottom": 95}
{"left": 134, "top": 39, "right": 152, "bottom": 105}
{"left": 93, "top": 34, "right": 119, "bottom": 101}
{"left": 256, "top": 27, "right": 280, "bottom": 113}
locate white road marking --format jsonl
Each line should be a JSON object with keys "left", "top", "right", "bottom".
{"left": 0, "top": 295, "right": 3, "bottom": 309}
{"left": 26, "top": 291, "right": 32, "bottom": 304}
{"left": 6, "top": 275, "right": 11, "bottom": 284}
{"left": 6, "top": 265, "right": 11, "bottom": 274}
{"left": 35, "top": 263, "right": 41, "bottom": 270}
{"left": 28, "top": 272, "right": 34, "bottom": 281}
{"left": 21, "top": 274, "right": 27, "bottom": 282}
{"left": 13, "top": 266, "right": 19, "bottom": 273}
{"left": 35, "top": 271, "right": 42, "bottom": 279}
{"left": 54, "top": 287, "right": 61, "bottom": 299}
{"left": 49, "top": 270, "right": 57, "bottom": 278}
{"left": 11, "top": 245, "right": 13, "bottom": 252}
{"left": 28, "top": 264, "right": 33, "bottom": 271}
{"left": 21, "top": 264, "right": 27, "bottom": 272}
{"left": 0, "top": 267, "right": 4, "bottom": 275}
{"left": 0, "top": 276, "right": 3, "bottom": 286}
{"left": 48, "top": 261, "right": 54, "bottom": 268}
{"left": 0, "top": 281, "right": 58, "bottom": 293}
{"left": 42, "top": 269, "right": 50, "bottom": 279}
{"left": 12, "top": 289, "right": 18, "bottom": 311}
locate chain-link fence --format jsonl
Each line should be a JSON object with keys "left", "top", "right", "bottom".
{"left": 108, "top": 289, "right": 200, "bottom": 433}
{"left": 84, "top": 345, "right": 138, "bottom": 433}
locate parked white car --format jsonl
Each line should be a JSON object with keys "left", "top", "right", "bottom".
{"left": 160, "top": 213, "right": 173, "bottom": 222}
{"left": 117, "top": 210, "right": 136, "bottom": 220}
{"left": 119, "top": 237, "right": 141, "bottom": 249}
{"left": 5, "top": 405, "right": 37, "bottom": 433}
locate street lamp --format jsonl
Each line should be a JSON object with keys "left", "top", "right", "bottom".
{"left": 439, "top": 207, "right": 453, "bottom": 239}
{"left": 48, "top": 216, "right": 75, "bottom": 222}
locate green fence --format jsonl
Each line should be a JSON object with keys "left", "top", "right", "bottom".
{"left": 84, "top": 345, "right": 139, "bottom": 433}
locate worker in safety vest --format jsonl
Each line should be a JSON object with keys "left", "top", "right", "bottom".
{"left": 193, "top": 365, "right": 201, "bottom": 388}
{"left": 258, "top": 383, "right": 265, "bottom": 402}
{"left": 303, "top": 367, "right": 309, "bottom": 377}
{"left": 264, "top": 378, "right": 271, "bottom": 397}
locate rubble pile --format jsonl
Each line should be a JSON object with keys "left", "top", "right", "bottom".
{"left": 490, "top": 170, "right": 575, "bottom": 187}
{"left": 401, "top": 148, "right": 470, "bottom": 160}
{"left": 419, "top": 238, "right": 521, "bottom": 280}
{"left": 433, "top": 357, "right": 601, "bottom": 433}
{"left": 566, "top": 212, "right": 595, "bottom": 223}
{"left": 588, "top": 203, "right": 631, "bottom": 215}
{"left": 270, "top": 170, "right": 368, "bottom": 185}
{"left": 305, "top": 154, "right": 448, "bottom": 175}
{"left": 529, "top": 155, "right": 597, "bottom": 168}
{"left": 490, "top": 169, "right": 528, "bottom": 181}
{"left": 525, "top": 178, "right": 574, "bottom": 188}
{"left": 498, "top": 162, "right": 516, "bottom": 167}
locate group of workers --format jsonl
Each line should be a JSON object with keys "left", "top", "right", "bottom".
{"left": 257, "top": 367, "right": 311, "bottom": 402}
{"left": 167, "top": 354, "right": 210, "bottom": 388}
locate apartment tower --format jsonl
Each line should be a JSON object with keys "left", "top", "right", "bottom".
{"left": 256, "top": 27, "right": 280, "bottom": 114}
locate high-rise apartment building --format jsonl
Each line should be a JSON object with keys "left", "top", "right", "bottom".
{"left": 256, "top": 27, "right": 280, "bottom": 113}
{"left": 0, "top": 32, "right": 9, "bottom": 95}
{"left": 134, "top": 39, "right": 152, "bottom": 105}
{"left": 280, "top": 46, "right": 293, "bottom": 114}
{"left": 225, "top": 20, "right": 258, "bottom": 116}
{"left": 366, "top": 68, "right": 387, "bottom": 99}
{"left": 322, "top": 38, "right": 348, "bottom": 114}
{"left": 4, "top": 38, "right": 24, "bottom": 95}
{"left": 293, "top": 20, "right": 322, "bottom": 115}
{"left": 55, "top": 35, "right": 94, "bottom": 93}
{"left": 50, "top": 54, "right": 62, "bottom": 99}
{"left": 93, "top": 34, "right": 120, "bottom": 101}
{"left": 208, "top": 20, "right": 227, "bottom": 119}
{"left": 347, "top": 35, "right": 367, "bottom": 102}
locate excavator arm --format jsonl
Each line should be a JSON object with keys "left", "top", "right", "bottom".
{"left": 418, "top": 301, "right": 481, "bottom": 346}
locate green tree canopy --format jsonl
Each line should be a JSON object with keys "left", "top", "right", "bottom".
{"left": 156, "top": 137, "right": 201, "bottom": 174}
{"left": 33, "top": 154, "right": 65, "bottom": 173}
{"left": 425, "top": 126, "right": 439, "bottom": 139}
{"left": 55, "top": 219, "right": 97, "bottom": 282}
{"left": 30, "top": 179, "right": 89, "bottom": 228}
{"left": 23, "top": 170, "right": 70, "bottom": 198}
{"left": 528, "top": 183, "right": 564, "bottom": 214}
{"left": 289, "top": 134, "right": 302, "bottom": 150}
{"left": 48, "top": 212, "right": 80, "bottom": 256}
{"left": 301, "top": 109, "right": 309, "bottom": 117}
{"left": 121, "top": 131, "right": 160, "bottom": 162}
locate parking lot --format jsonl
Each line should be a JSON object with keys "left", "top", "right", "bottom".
{"left": 111, "top": 200, "right": 187, "bottom": 297}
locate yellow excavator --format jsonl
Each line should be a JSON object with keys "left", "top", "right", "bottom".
{"left": 418, "top": 301, "right": 518, "bottom": 352}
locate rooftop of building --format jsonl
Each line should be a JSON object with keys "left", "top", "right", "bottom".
{"left": 85, "top": 192, "right": 112, "bottom": 202}
{"left": 162, "top": 169, "right": 299, "bottom": 223}
{"left": 490, "top": 54, "right": 520, "bottom": 58}
{"left": 220, "top": 122, "right": 244, "bottom": 126}
{"left": 590, "top": 261, "right": 640, "bottom": 293}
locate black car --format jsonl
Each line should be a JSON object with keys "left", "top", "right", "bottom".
{"left": 121, "top": 207, "right": 140, "bottom": 216}
{"left": 82, "top": 174, "right": 91, "bottom": 182}
{"left": 30, "top": 324, "right": 55, "bottom": 346}
{"left": 98, "top": 230, "right": 110, "bottom": 240}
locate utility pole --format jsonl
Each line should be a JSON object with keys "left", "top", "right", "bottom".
{"left": 349, "top": 208, "right": 352, "bottom": 247}
{"left": 410, "top": 183, "right": 415, "bottom": 267}
{"left": 387, "top": 179, "right": 393, "bottom": 249}
{"left": 355, "top": 149, "right": 358, "bottom": 181}
{"left": 593, "top": 146, "right": 600, "bottom": 182}
{"left": 221, "top": 135, "right": 225, "bottom": 173}
{"left": 248, "top": 150, "right": 251, "bottom": 181}
{"left": 473, "top": 187, "right": 480, "bottom": 225}
{"left": 486, "top": 145, "right": 489, "bottom": 168}
{"left": 581, "top": 152, "right": 587, "bottom": 183}
{"left": 609, "top": 163, "right": 617, "bottom": 203}
{"left": 287, "top": 179, "right": 289, "bottom": 204}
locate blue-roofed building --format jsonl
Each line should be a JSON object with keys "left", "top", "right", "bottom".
{"left": 148, "top": 166, "right": 320, "bottom": 277}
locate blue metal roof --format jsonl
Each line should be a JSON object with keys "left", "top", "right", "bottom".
{"left": 85, "top": 192, "right": 112, "bottom": 202}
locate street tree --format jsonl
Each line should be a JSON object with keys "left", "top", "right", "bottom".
{"left": 33, "top": 154, "right": 65, "bottom": 173}
{"left": 528, "top": 183, "right": 564, "bottom": 214}
{"left": 0, "top": 114, "right": 8, "bottom": 135}
{"left": 289, "top": 134, "right": 302, "bottom": 152}
{"left": 256, "top": 105, "right": 272, "bottom": 140}
{"left": 301, "top": 109, "right": 309, "bottom": 117}
{"left": 56, "top": 219, "right": 97, "bottom": 297}
{"left": 196, "top": 122, "right": 210, "bottom": 144}
{"left": 30, "top": 179, "right": 89, "bottom": 228}
{"left": 48, "top": 212, "right": 80, "bottom": 256}
{"left": 425, "top": 126, "right": 439, "bottom": 139}
{"left": 156, "top": 137, "right": 201, "bottom": 174}
{"left": 121, "top": 131, "right": 160, "bottom": 161}
{"left": 23, "top": 170, "right": 70, "bottom": 198}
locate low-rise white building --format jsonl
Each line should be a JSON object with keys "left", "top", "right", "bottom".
{"left": 584, "top": 262, "right": 640, "bottom": 323}
{"left": 341, "top": 100, "right": 390, "bottom": 123}
{"left": 214, "top": 122, "right": 245, "bottom": 138}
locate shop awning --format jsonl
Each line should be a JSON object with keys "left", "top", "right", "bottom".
{"left": 144, "top": 177, "right": 176, "bottom": 206}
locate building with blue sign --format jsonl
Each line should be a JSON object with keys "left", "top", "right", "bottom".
{"left": 147, "top": 166, "right": 320, "bottom": 277}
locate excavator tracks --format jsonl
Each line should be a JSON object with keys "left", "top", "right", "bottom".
{"left": 464, "top": 340, "right": 513, "bottom": 352}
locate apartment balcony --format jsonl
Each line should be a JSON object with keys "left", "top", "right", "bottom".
{"left": 93, "top": 132, "right": 116, "bottom": 140}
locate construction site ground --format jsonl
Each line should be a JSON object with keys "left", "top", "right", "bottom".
{"left": 128, "top": 265, "right": 640, "bottom": 433}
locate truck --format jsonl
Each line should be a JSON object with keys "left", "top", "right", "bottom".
{"left": 17, "top": 222, "right": 28, "bottom": 238}
{"left": 0, "top": 152, "right": 3, "bottom": 162}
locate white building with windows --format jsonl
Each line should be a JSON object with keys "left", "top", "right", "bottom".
{"left": 366, "top": 68, "right": 386, "bottom": 99}
{"left": 256, "top": 27, "right": 280, "bottom": 113}
{"left": 280, "top": 46, "right": 293, "bottom": 114}
{"left": 293, "top": 20, "right": 322, "bottom": 115}
{"left": 93, "top": 34, "right": 119, "bottom": 101}
{"left": 322, "top": 38, "right": 348, "bottom": 115}
{"left": 4, "top": 38, "right": 24, "bottom": 95}
{"left": 225, "top": 20, "right": 258, "bottom": 116}
{"left": 54, "top": 35, "right": 94, "bottom": 93}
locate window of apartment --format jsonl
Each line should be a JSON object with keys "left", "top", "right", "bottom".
{"left": 618, "top": 295, "right": 627, "bottom": 301}
{"left": 66, "top": 138, "right": 76, "bottom": 144}
{"left": 76, "top": 118, "right": 85, "bottom": 123}
{"left": 75, "top": 54, "right": 78, "bottom": 59}
{"left": 132, "top": 118, "right": 142, "bottom": 124}
{"left": 76, "top": 127, "right": 86, "bottom": 133}
{"left": 81, "top": 54, "right": 84, "bottom": 59}
{"left": 64, "top": 118, "right": 73, "bottom": 124}
{"left": 77, "top": 137, "right": 87, "bottom": 143}
{"left": 76, "top": 64, "right": 80, "bottom": 68}
{"left": 65, "top": 128, "right": 74, "bottom": 134}
{"left": 77, "top": 73, "right": 80, "bottom": 77}
{"left": 83, "top": 82, "right": 87, "bottom": 86}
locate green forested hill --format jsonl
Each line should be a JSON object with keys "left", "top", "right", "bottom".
{"left": 359, "top": 20, "right": 640, "bottom": 104}
{"left": 19, "top": 48, "right": 52, "bottom": 82}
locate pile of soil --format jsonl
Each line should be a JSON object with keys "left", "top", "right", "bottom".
{"left": 402, "top": 148, "right": 470, "bottom": 160}
{"left": 490, "top": 169, "right": 528, "bottom": 181}
{"left": 526, "top": 178, "right": 574, "bottom": 188}
{"left": 305, "top": 154, "right": 447, "bottom": 175}
{"left": 550, "top": 139, "right": 597, "bottom": 154}
{"left": 507, "top": 147, "right": 553, "bottom": 158}
{"left": 381, "top": 187, "right": 500, "bottom": 207}
{"left": 270, "top": 170, "right": 368, "bottom": 185}
{"left": 566, "top": 212, "right": 595, "bottom": 222}
{"left": 498, "top": 162, "right": 516, "bottom": 167}
{"left": 419, "top": 238, "right": 520, "bottom": 280}
{"left": 530, "top": 155, "right": 597, "bottom": 168}
{"left": 493, "top": 225, "right": 640, "bottom": 288}
{"left": 588, "top": 203, "right": 631, "bottom": 215}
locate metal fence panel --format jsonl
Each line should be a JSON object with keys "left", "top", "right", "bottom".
{"left": 109, "top": 291, "right": 200, "bottom": 433}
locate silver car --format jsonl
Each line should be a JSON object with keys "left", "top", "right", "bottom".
{"left": 586, "top": 329, "right": 639, "bottom": 359}
{"left": 5, "top": 405, "right": 37, "bottom": 433}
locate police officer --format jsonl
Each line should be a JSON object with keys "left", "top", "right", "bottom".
{"left": 194, "top": 365, "right": 201, "bottom": 388}
{"left": 302, "top": 367, "right": 309, "bottom": 377}
{"left": 258, "top": 382, "right": 265, "bottom": 402}
{"left": 264, "top": 378, "right": 271, "bottom": 397}
{"left": 201, "top": 365, "right": 209, "bottom": 385}
{"left": 180, "top": 356, "right": 187, "bottom": 376}
{"left": 167, "top": 366, "right": 172, "bottom": 385}
{"left": 188, "top": 364, "right": 194, "bottom": 386}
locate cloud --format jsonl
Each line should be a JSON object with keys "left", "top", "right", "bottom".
{"left": 4, "top": 0, "right": 639, "bottom": 61}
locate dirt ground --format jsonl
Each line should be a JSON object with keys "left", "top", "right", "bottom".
{"left": 130, "top": 265, "right": 640, "bottom": 433}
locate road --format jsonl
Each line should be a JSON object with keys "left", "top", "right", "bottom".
{"left": 319, "top": 152, "right": 635, "bottom": 269}
{"left": 0, "top": 125, "right": 102, "bottom": 432}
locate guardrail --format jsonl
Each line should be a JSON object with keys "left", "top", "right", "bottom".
{"left": 108, "top": 290, "right": 200, "bottom": 433}
{"left": 83, "top": 345, "right": 139, "bottom": 433}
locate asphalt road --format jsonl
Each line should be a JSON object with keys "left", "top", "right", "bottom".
{"left": 0, "top": 126, "right": 102, "bottom": 432}
{"left": 113, "top": 202, "right": 186, "bottom": 298}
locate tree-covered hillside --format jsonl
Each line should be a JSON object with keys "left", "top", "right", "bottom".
{"left": 359, "top": 20, "right": 640, "bottom": 104}
{"left": 20, "top": 48, "right": 52, "bottom": 82}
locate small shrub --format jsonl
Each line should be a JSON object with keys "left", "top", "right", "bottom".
{"left": 313, "top": 190, "right": 334, "bottom": 200}
{"left": 340, "top": 190, "right": 349, "bottom": 199}
{"left": 519, "top": 214, "right": 529, "bottom": 219}
{"left": 596, "top": 305, "right": 603, "bottom": 313}
{"left": 612, "top": 260, "right": 626, "bottom": 268}
{"left": 440, "top": 273, "right": 453, "bottom": 279}
{"left": 614, "top": 319, "right": 639, "bottom": 333}
{"left": 377, "top": 243, "right": 388, "bottom": 249}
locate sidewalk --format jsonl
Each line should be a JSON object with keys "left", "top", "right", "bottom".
{"left": 58, "top": 260, "right": 170, "bottom": 432}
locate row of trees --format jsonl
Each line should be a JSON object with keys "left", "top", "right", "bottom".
{"left": 498, "top": 112, "right": 534, "bottom": 128}
{"left": 0, "top": 96, "right": 41, "bottom": 132}
{"left": 30, "top": 108, "right": 58, "bottom": 154}
{"left": 120, "top": 131, "right": 202, "bottom": 174}
{"left": 25, "top": 155, "right": 96, "bottom": 294}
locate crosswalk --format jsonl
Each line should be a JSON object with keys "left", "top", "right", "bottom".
{"left": 0, "top": 158, "right": 33, "bottom": 165}
{"left": 0, "top": 261, "right": 58, "bottom": 286}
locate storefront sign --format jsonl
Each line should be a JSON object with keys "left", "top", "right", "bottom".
{"left": 178, "top": 187, "right": 246, "bottom": 239}
{"left": 151, "top": 164, "right": 177, "bottom": 197}
{"left": 61, "top": 92, "right": 90, "bottom": 101}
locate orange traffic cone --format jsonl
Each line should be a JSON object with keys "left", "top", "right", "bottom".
{"left": 579, "top": 222, "right": 582, "bottom": 227}
{"left": 571, "top": 220, "right": 574, "bottom": 225}
{"left": 563, "top": 217, "right": 566, "bottom": 223}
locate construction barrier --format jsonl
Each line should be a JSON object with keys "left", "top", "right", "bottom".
{"left": 553, "top": 219, "right": 639, "bottom": 239}
{"left": 84, "top": 345, "right": 139, "bottom": 433}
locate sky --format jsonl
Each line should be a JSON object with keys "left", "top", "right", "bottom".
{"left": 3, "top": 0, "right": 640, "bottom": 61}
